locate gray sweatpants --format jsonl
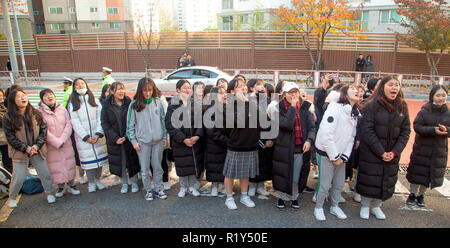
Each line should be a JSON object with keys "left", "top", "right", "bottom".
{"left": 86, "top": 168, "right": 102, "bottom": 182}
{"left": 361, "top": 196, "right": 382, "bottom": 208}
{"left": 315, "top": 154, "right": 346, "bottom": 209}
{"left": 9, "top": 155, "right": 53, "bottom": 200}
{"left": 136, "top": 141, "right": 164, "bottom": 192}
{"left": 410, "top": 183, "right": 427, "bottom": 196}
{"left": 278, "top": 154, "right": 303, "bottom": 201}
{"left": 179, "top": 175, "right": 200, "bottom": 189}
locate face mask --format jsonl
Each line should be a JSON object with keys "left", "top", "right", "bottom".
{"left": 76, "top": 88, "right": 87, "bottom": 95}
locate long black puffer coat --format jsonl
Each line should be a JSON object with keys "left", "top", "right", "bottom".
{"left": 204, "top": 106, "right": 229, "bottom": 182}
{"left": 406, "top": 102, "right": 450, "bottom": 189}
{"left": 100, "top": 95, "right": 140, "bottom": 178}
{"left": 165, "top": 96, "right": 204, "bottom": 178}
{"left": 272, "top": 99, "right": 316, "bottom": 195}
{"left": 356, "top": 98, "right": 411, "bottom": 201}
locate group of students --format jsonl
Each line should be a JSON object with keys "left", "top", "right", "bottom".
{"left": 0, "top": 72, "right": 448, "bottom": 222}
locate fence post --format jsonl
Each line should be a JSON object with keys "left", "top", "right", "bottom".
{"left": 124, "top": 32, "right": 129, "bottom": 73}
{"left": 69, "top": 33, "right": 75, "bottom": 72}
{"left": 392, "top": 33, "right": 399, "bottom": 73}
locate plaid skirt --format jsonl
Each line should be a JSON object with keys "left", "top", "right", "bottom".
{"left": 223, "top": 150, "right": 259, "bottom": 179}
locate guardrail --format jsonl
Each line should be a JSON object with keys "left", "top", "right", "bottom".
{"left": 0, "top": 70, "right": 41, "bottom": 87}
{"left": 146, "top": 68, "right": 448, "bottom": 94}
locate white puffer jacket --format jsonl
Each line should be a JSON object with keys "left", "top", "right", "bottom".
{"left": 68, "top": 95, "right": 108, "bottom": 170}
{"left": 315, "top": 102, "right": 359, "bottom": 162}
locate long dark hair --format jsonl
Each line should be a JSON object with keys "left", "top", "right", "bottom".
{"left": 100, "top": 84, "right": 110, "bottom": 101}
{"left": 132, "top": 77, "right": 158, "bottom": 112}
{"left": 364, "top": 76, "right": 407, "bottom": 114}
{"left": 6, "top": 89, "right": 43, "bottom": 132}
{"left": 429, "top": 85, "right": 448, "bottom": 103}
{"left": 70, "top": 77, "right": 98, "bottom": 111}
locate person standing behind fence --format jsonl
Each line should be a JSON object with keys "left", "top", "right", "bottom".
{"left": 183, "top": 55, "right": 196, "bottom": 67}
{"left": 102, "top": 82, "right": 141, "bottom": 195}
{"left": 355, "top": 53, "right": 365, "bottom": 72}
{"left": 6, "top": 58, "right": 11, "bottom": 72}
{"left": 365, "top": 55, "right": 374, "bottom": 79}
{"left": 165, "top": 80, "right": 204, "bottom": 198}
{"left": 176, "top": 57, "right": 184, "bottom": 69}
{"left": 406, "top": 85, "right": 449, "bottom": 208}
{"left": 38, "top": 89, "right": 80, "bottom": 198}
{"left": 68, "top": 78, "right": 108, "bottom": 193}
{"left": 4, "top": 89, "right": 55, "bottom": 208}
{"left": 356, "top": 76, "right": 411, "bottom": 220}
{"left": 127, "top": 78, "right": 167, "bottom": 201}
{"left": 62, "top": 77, "right": 73, "bottom": 109}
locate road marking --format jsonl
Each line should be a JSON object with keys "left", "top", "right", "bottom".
{"left": 399, "top": 204, "right": 433, "bottom": 212}
{"left": 434, "top": 177, "right": 450, "bottom": 200}
{"left": 0, "top": 194, "right": 22, "bottom": 223}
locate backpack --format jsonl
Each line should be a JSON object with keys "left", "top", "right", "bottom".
{"left": 21, "top": 174, "right": 44, "bottom": 195}
{"left": 0, "top": 167, "right": 12, "bottom": 198}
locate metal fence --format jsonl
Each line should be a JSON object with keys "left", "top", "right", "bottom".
{"left": 0, "top": 70, "right": 41, "bottom": 87}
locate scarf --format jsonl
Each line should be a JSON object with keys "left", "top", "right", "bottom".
{"left": 283, "top": 98, "right": 302, "bottom": 145}
{"left": 380, "top": 96, "right": 393, "bottom": 113}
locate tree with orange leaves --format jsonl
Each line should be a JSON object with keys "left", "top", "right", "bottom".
{"left": 274, "top": 0, "right": 367, "bottom": 70}
{"left": 394, "top": 0, "right": 449, "bottom": 77}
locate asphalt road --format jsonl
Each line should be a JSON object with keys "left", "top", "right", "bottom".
{"left": 0, "top": 167, "right": 449, "bottom": 228}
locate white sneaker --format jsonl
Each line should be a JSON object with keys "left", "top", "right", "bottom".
{"left": 353, "top": 193, "right": 361, "bottom": 203}
{"left": 55, "top": 187, "right": 65, "bottom": 198}
{"left": 371, "top": 207, "right": 386, "bottom": 220}
{"left": 312, "top": 193, "right": 317, "bottom": 203}
{"left": 189, "top": 187, "right": 200, "bottom": 197}
{"left": 121, "top": 184, "right": 128, "bottom": 194}
{"left": 240, "top": 195, "right": 255, "bottom": 208}
{"left": 360, "top": 206, "right": 370, "bottom": 219}
{"left": 131, "top": 183, "right": 139, "bottom": 193}
{"left": 248, "top": 185, "right": 256, "bottom": 196}
{"left": 67, "top": 185, "right": 80, "bottom": 195}
{"left": 95, "top": 181, "right": 106, "bottom": 190}
{"left": 225, "top": 197, "right": 237, "bottom": 210}
{"left": 330, "top": 206, "right": 347, "bottom": 220}
{"left": 47, "top": 195, "right": 56, "bottom": 204}
{"left": 256, "top": 185, "right": 269, "bottom": 196}
{"left": 88, "top": 183, "right": 96, "bottom": 193}
{"left": 163, "top": 182, "right": 170, "bottom": 190}
{"left": 339, "top": 195, "right": 346, "bottom": 203}
{"left": 211, "top": 184, "right": 219, "bottom": 197}
{"left": 314, "top": 208, "right": 326, "bottom": 221}
{"left": 156, "top": 190, "right": 167, "bottom": 199}
{"left": 9, "top": 199, "right": 17, "bottom": 208}
{"left": 178, "top": 187, "right": 187, "bottom": 198}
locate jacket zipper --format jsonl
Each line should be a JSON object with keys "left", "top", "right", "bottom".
{"left": 83, "top": 95, "right": 99, "bottom": 168}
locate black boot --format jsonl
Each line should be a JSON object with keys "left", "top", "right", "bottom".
{"left": 416, "top": 194, "right": 425, "bottom": 207}
{"left": 406, "top": 193, "right": 416, "bottom": 206}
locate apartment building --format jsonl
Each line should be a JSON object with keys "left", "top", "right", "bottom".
{"left": 33, "top": 0, "right": 133, "bottom": 34}
{"left": 218, "top": 0, "right": 408, "bottom": 33}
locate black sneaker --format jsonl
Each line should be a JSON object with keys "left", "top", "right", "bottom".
{"left": 291, "top": 200, "right": 300, "bottom": 209}
{"left": 416, "top": 194, "right": 425, "bottom": 207}
{"left": 406, "top": 193, "right": 416, "bottom": 206}
{"left": 276, "top": 199, "right": 286, "bottom": 209}
{"left": 304, "top": 186, "right": 315, "bottom": 193}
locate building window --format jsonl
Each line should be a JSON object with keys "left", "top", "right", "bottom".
{"left": 49, "top": 7, "right": 63, "bottom": 14}
{"left": 110, "top": 23, "right": 120, "bottom": 29}
{"left": 380, "top": 10, "right": 402, "bottom": 24}
{"left": 72, "top": 23, "right": 77, "bottom": 29}
{"left": 92, "top": 23, "right": 100, "bottom": 29}
{"left": 69, "top": 7, "right": 76, "bottom": 14}
{"left": 222, "top": 0, "right": 233, "bottom": 10}
{"left": 108, "top": 7, "right": 119, "bottom": 14}
{"left": 358, "top": 10, "right": 369, "bottom": 30}
{"left": 90, "top": 7, "right": 98, "bottom": 13}
{"left": 254, "top": 12, "right": 264, "bottom": 25}
{"left": 222, "top": 16, "right": 233, "bottom": 30}
{"left": 36, "top": 23, "right": 45, "bottom": 34}
{"left": 33, "top": 10, "right": 43, "bottom": 15}
{"left": 239, "top": 14, "right": 248, "bottom": 24}
{"left": 51, "top": 23, "right": 64, "bottom": 30}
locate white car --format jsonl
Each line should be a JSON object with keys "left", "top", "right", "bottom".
{"left": 154, "top": 66, "right": 235, "bottom": 96}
